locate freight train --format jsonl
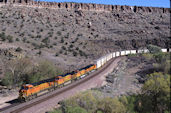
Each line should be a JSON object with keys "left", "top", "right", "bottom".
{"left": 19, "top": 64, "right": 97, "bottom": 101}
{"left": 18, "top": 48, "right": 170, "bottom": 102}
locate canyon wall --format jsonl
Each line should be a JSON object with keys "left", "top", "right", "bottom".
{"left": 0, "top": 0, "right": 170, "bottom": 13}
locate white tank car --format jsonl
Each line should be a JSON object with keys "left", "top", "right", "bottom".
{"left": 130, "top": 50, "right": 136, "bottom": 54}
{"left": 121, "top": 51, "right": 126, "bottom": 56}
{"left": 161, "top": 48, "right": 167, "bottom": 52}
{"left": 116, "top": 51, "right": 120, "bottom": 57}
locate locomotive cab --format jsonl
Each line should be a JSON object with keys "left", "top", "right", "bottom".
{"left": 19, "top": 84, "right": 33, "bottom": 101}
{"left": 55, "top": 76, "right": 64, "bottom": 86}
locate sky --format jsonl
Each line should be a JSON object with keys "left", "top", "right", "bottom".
{"left": 38, "top": 0, "right": 170, "bottom": 8}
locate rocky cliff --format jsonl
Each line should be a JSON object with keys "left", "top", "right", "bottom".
{"left": 0, "top": 1, "right": 170, "bottom": 71}
{"left": 0, "top": 0, "right": 170, "bottom": 13}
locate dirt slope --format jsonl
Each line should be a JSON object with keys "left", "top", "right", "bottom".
{"left": 0, "top": 3, "right": 170, "bottom": 75}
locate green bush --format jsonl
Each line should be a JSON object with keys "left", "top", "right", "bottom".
{"left": 139, "top": 72, "right": 170, "bottom": 113}
{"left": 142, "top": 53, "right": 153, "bottom": 60}
{"left": 57, "top": 31, "right": 62, "bottom": 36}
{"left": 61, "top": 46, "right": 66, "bottom": 50}
{"left": 7, "top": 35, "right": 13, "bottom": 43}
{"left": 42, "top": 37, "right": 50, "bottom": 44}
{"left": 16, "top": 38, "right": 20, "bottom": 41}
{"left": 66, "top": 106, "right": 87, "bottom": 113}
{"left": 1, "top": 72, "right": 13, "bottom": 87}
{"left": 69, "top": 44, "right": 73, "bottom": 48}
{"left": 16, "top": 47, "right": 22, "bottom": 52}
{"left": 55, "top": 53, "right": 59, "bottom": 56}
{"left": 73, "top": 51, "right": 77, "bottom": 56}
{"left": 0, "top": 32, "right": 6, "bottom": 41}
{"left": 60, "top": 38, "right": 64, "bottom": 43}
{"left": 37, "top": 51, "right": 42, "bottom": 55}
{"left": 147, "top": 45, "right": 161, "bottom": 54}
{"left": 97, "top": 97, "right": 126, "bottom": 113}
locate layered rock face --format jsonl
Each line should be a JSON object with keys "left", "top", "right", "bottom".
{"left": 0, "top": 0, "right": 170, "bottom": 13}
{"left": 0, "top": 0, "right": 33, "bottom": 4}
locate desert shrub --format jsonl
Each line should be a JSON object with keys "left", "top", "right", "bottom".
{"left": 32, "top": 43, "right": 39, "bottom": 49}
{"left": 142, "top": 53, "right": 153, "bottom": 60}
{"left": 15, "top": 47, "right": 22, "bottom": 52}
{"left": 53, "top": 42, "right": 57, "bottom": 46}
{"left": 65, "top": 106, "right": 87, "bottom": 113}
{"left": 54, "top": 36, "right": 58, "bottom": 40}
{"left": 59, "top": 50, "right": 63, "bottom": 54}
{"left": 64, "top": 52, "right": 67, "bottom": 55}
{"left": 39, "top": 43, "right": 45, "bottom": 48}
{"left": 74, "top": 38, "right": 79, "bottom": 42}
{"left": 7, "top": 35, "right": 13, "bottom": 43}
{"left": 22, "top": 38, "right": 26, "bottom": 43}
{"left": 153, "top": 52, "right": 168, "bottom": 64}
{"left": 61, "top": 46, "right": 66, "bottom": 50}
{"left": 75, "top": 47, "right": 79, "bottom": 50}
{"left": 120, "top": 95, "right": 138, "bottom": 113}
{"left": 48, "top": 109, "right": 62, "bottom": 113}
{"left": 57, "top": 31, "right": 62, "bottom": 36}
{"left": 42, "top": 37, "right": 50, "bottom": 44}
{"left": 1, "top": 72, "right": 13, "bottom": 87}
{"left": 40, "top": 29, "right": 43, "bottom": 32}
{"left": 79, "top": 50, "right": 86, "bottom": 56}
{"left": 16, "top": 38, "right": 20, "bottom": 41}
{"left": 57, "top": 90, "right": 126, "bottom": 113}
{"left": 36, "top": 35, "right": 41, "bottom": 38}
{"left": 147, "top": 45, "right": 161, "bottom": 54}
{"left": 26, "top": 40, "right": 30, "bottom": 43}
{"left": 73, "top": 51, "right": 77, "bottom": 56}
{"left": 60, "top": 38, "right": 64, "bottom": 43}
{"left": 0, "top": 32, "right": 6, "bottom": 41}
{"left": 77, "top": 33, "right": 83, "bottom": 37}
{"left": 65, "top": 33, "right": 69, "bottom": 39}
{"left": 19, "top": 32, "right": 25, "bottom": 37}
{"left": 138, "top": 72, "right": 170, "bottom": 113}
{"left": 37, "top": 51, "right": 42, "bottom": 55}
{"left": 63, "top": 91, "right": 100, "bottom": 112}
{"left": 55, "top": 53, "right": 59, "bottom": 56}
{"left": 83, "top": 46, "right": 86, "bottom": 49}
{"left": 97, "top": 97, "right": 126, "bottom": 113}
{"left": 154, "top": 26, "right": 160, "bottom": 30}
{"left": 49, "top": 45, "right": 53, "bottom": 48}
{"left": 48, "top": 32, "right": 53, "bottom": 37}
{"left": 69, "top": 44, "right": 73, "bottom": 48}
{"left": 152, "top": 52, "right": 170, "bottom": 74}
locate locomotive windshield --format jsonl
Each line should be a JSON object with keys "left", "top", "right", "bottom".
{"left": 20, "top": 86, "right": 28, "bottom": 90}
{"left": 21, "top": 86, "right": 24, "bottom": 90}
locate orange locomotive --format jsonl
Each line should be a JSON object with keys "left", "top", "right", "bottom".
{"left": 19, "top": 64, "right": 96, "bottom": 101}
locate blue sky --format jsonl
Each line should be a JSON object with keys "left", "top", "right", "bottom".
{"left": 38, "top": 0, "right": 170, "bottom": 8}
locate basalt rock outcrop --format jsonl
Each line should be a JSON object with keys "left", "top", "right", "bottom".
{"left": 0, "top": 0, "right": 170, "bottom": 13}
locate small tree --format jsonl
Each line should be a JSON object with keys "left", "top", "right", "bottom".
{"left": 139, "top": 72, "right": 170, "bottom": 113}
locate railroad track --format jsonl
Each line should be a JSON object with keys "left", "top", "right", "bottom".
{"left": 1, "top": 57, "right": 117, "bottom": 113}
